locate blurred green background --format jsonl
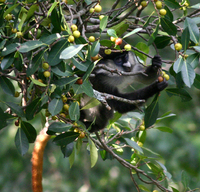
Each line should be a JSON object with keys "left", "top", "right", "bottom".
{"left": 1, "top": 0, "right": 200, "bottom": 191}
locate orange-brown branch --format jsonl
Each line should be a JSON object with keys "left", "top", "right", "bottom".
{"left": 31, "top": 128, "right": 51, "bottom": 192}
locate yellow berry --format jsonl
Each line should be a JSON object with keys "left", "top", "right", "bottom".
{"left": 88, "top": 36, "right": 95, "bottom": 42}
{"left": 38, "top": 79, "right": 43, "bottom": 83}
{"left": 94, "top": 4, "right": 102, "bottom": 13}
{"left": 110, "top": 36, "right": 116, "bottom": 42}
{"left": 160, "top": 9, "right": 167, "bottom": 16}
{"left": 99, "top": 15, "right": 105, "bottom": 20}
{"left": 63, "top": 104, "right": 70, "bottom": 111}
{"left": 16, "top": 32, "right": 23, "bottom": 38}
{"left": 5, "top": 14, "right": 12, "bottom": 21}
{"left": 60, "top": 113, "right": 66, "bottom": 118}
{"left": 164, "top": 74, "right": 170, "bottom": 81}
{"left": 43, "top": 71, "right": 51, "bottom": 78}
{"left": 73, "top": 30, "right": 81, "bottom": 38}
{"left": 71, "top": 24, "right": 78, "bottom": 32}
{"left": 124, "top": 44, "right": 132, "bottom": 51}
{"left": 174, "top": 43, "right": 182, "bottom": 51}
{"left": 156, "top": 1, "right": 162, "bottom": 9}
{"left": 62, "top": 0, "right": 68, "bottom": 3}
{"left": 68, "top": 35, "right": 75, "bottom": 43}
{"left": 137, "top": 142, "right": 143, "bottom": 147}
{"left": 139, "top": 125, "right": 145, "bottom": 131}
{"left": 89, "top": 8, "right": 94, "bottom": 13}
{"left": 104, "top": 49, "right": 111, "bottom": 55}
{"left": 79, "top": 131, "right": 85, "bottom": 138}
{"left": 141, "top": 1, "right": 147, "bottom": 7}
{"left": 11, "top": 28, "right": 17, "bottom": 33}
{"left": 42, "top": 62, "right": 49, "bottom": 70}
{"left": 62, "top": 95, "right": 68, "bottom": 103}
{"left": 14, "top": 91, "right": 20, "bottom": 97}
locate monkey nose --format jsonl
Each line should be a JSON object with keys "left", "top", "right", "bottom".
{"left": 123, "top": 61, "right": 132, "bottom": 72}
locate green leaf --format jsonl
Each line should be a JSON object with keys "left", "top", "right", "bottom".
{"left": 193, "top": 73, "right": 200, "bottom": 89}
{"left": 193, "top": 46, "right": 200, "bottom": 53}
{"left": 18, "top": 12, "right": 27, "bottom": 32}
{"left": 1, "top": 53, "right": 15, "bottom": 70}
{"left": 185, "top": 17, "right": 199, "bottom": 44}
{"left": 47, "top": 39, "right": 69, "bottom": 66}
{"left": 144, "top": 94, "right": 159, "bottom": 128}
{"left": 139, "top": 130, "right": 146, "bottom": 143}
{"left": 48, "top": 122, "right": 72, "bottom": 133}
{"left": 0, "top": 107, "right": 9, "bottom": 130}
{"left": 69, "top": 145, "right": 76, "bottom": 168}
{"left": 18, "top": 40, "right": 44, "bottom": 53}
{"left": 100, "top": 16, "right": 108, "bottom": 32}
{"left": 6, "top": 102, "right": 25, "bottom": 117}
{"left": 156, "top": 127, "right": 173, "bottom": 133}
{"left": 83, "top": 62, "right": 95, "bottom": 81}
{"left": 21, "top": 121, "right": 37, "bottom": 143}
{"left": 69, "top": 101, "right": 80, "bottom": 121}
{"left": 53, "top": 132, "right": 79, "bottom": 146}
{"left": 25, "top": 98, "right": 42, "bottom": 120}
{"left": 107, "top": 29, "right": 118, "bottom": 38}
{"left": 166, "top": 88, "right": 192, "bottom": 102}
{"left": 51, "top": 7, "right": 61, "bottom": 33}
{"left": 60, "top": 44, "right": 86, "bottom": 60}
{"left": 0, "top": 76, "right": 15, "bottom": 96}
{"left": 15, "top": 128, "right": 29, "bottom": 156}
{"left": 81, "top": 97, "right": 100, "bottom": 110}
{"left": 47, "top": 1, "right": 58, "bottom": 17}
{"left": 29, "top": 77, "right": 47, "bottom": 87}
{"left": 154, "top": 36, "right": 171, "bottom": 49}
{"left": 191, "top": 3, "right": 200, "bottom": 9}
{"left": 51, "top": 64, "right": 74, "bottom": 77}
{"left": 181, "top": 61, "right": 195, "bottom": 87}
{"left": 164, "top": 0, "right": 181, "bottom": 9}
{"left": 138, "top": 185, "right": 151, "bottom": 192}
{"left": 26, "top": 50, "right": 44, "bottom": 76}
{"left": 144, "top": 11, "right": 155, "bottom": 28}
{"left": 88, "top": 138, "right": 98, "bottom": 168}
{"left": 181, "top": 171, "right": 189, "bottom": 190}
{"left": 173, "top": 56, "right": 184, "bottom": 73}
{"left": 72, "top": 57, "right": 90, "bottom": 72}
{"left": 187, "top": 53, "right": 200, "bottom": 69}
{"left": 41, "top": 33, "right": 61, "bottom": 45}
{"left": 124, "top": 138, "right": 143, "bottom": 154}
{"left": 54, "top": 76, "right": 79, "bottom": 86}
{"left": 123, "top": 28, "right": 142, "bottom": 39}
{"left": 61, "top": 142, "right": 74, "bottom": 158}
{"left": 148, "top": 23, "right": 159, "bottom": 46}
{"left": 160, "top": 18, "right": 177, "bottom": 36}
{"left": 1, "top": 43, "right": 19, "bottom": 56}
{"left": 100, "top": 40, "right": 115, "bottom": 48}
{"left": 26, "top": 4, "right": 39, "bottom": 21}
{"left": 3, "top": 3, "right": 19, "bottom": 17}
{"left": 48, "top": 98, "right": 63, "bottom": 116}
{"left": 72, "top": 80, "right": 94, "bottom": 97}
{"left": 111, "top": 21, "right": 129, "bottom": 37}
{"left": 171, "top": 187, "right": 179, "bottom": 192}
{"left": 134, "top": 42, "right": 149, "bottom": 62}
{"left": 91, "top": 41, "right": 100, "bottom": 57}
{"left": 181, "top": 27, "right": 190, "bottom": 51}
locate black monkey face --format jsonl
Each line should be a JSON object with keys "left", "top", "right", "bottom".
{"left": 114, "top": 52, "right": 132, "bottom": 72}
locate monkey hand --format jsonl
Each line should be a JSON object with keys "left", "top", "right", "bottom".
{"left": 152, "top": 55, "right": 162, "bottom": 71}
{"left": 156, "top": 78, "right": 168, "bottom": 91}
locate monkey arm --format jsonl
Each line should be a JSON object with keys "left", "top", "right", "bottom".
{"left": 108, "top": 79, "right": 168, "bottom": 114}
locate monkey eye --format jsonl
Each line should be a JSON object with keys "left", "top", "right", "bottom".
{"left": 114, "top": 57, "right": 123, "bottom": 66}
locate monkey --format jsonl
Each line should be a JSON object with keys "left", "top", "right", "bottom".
{"left": 80, "top": 47, "right": 168, "bottom": 133}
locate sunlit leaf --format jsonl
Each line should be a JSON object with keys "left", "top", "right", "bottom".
{"left": 60, "top": 44, "right": 86, "bottom": 60}
{"left": 124, "top": 138, "right": 143, "bottom": 154}
{"left": 88, "top": 138, "right": 98, "bottom": 168}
